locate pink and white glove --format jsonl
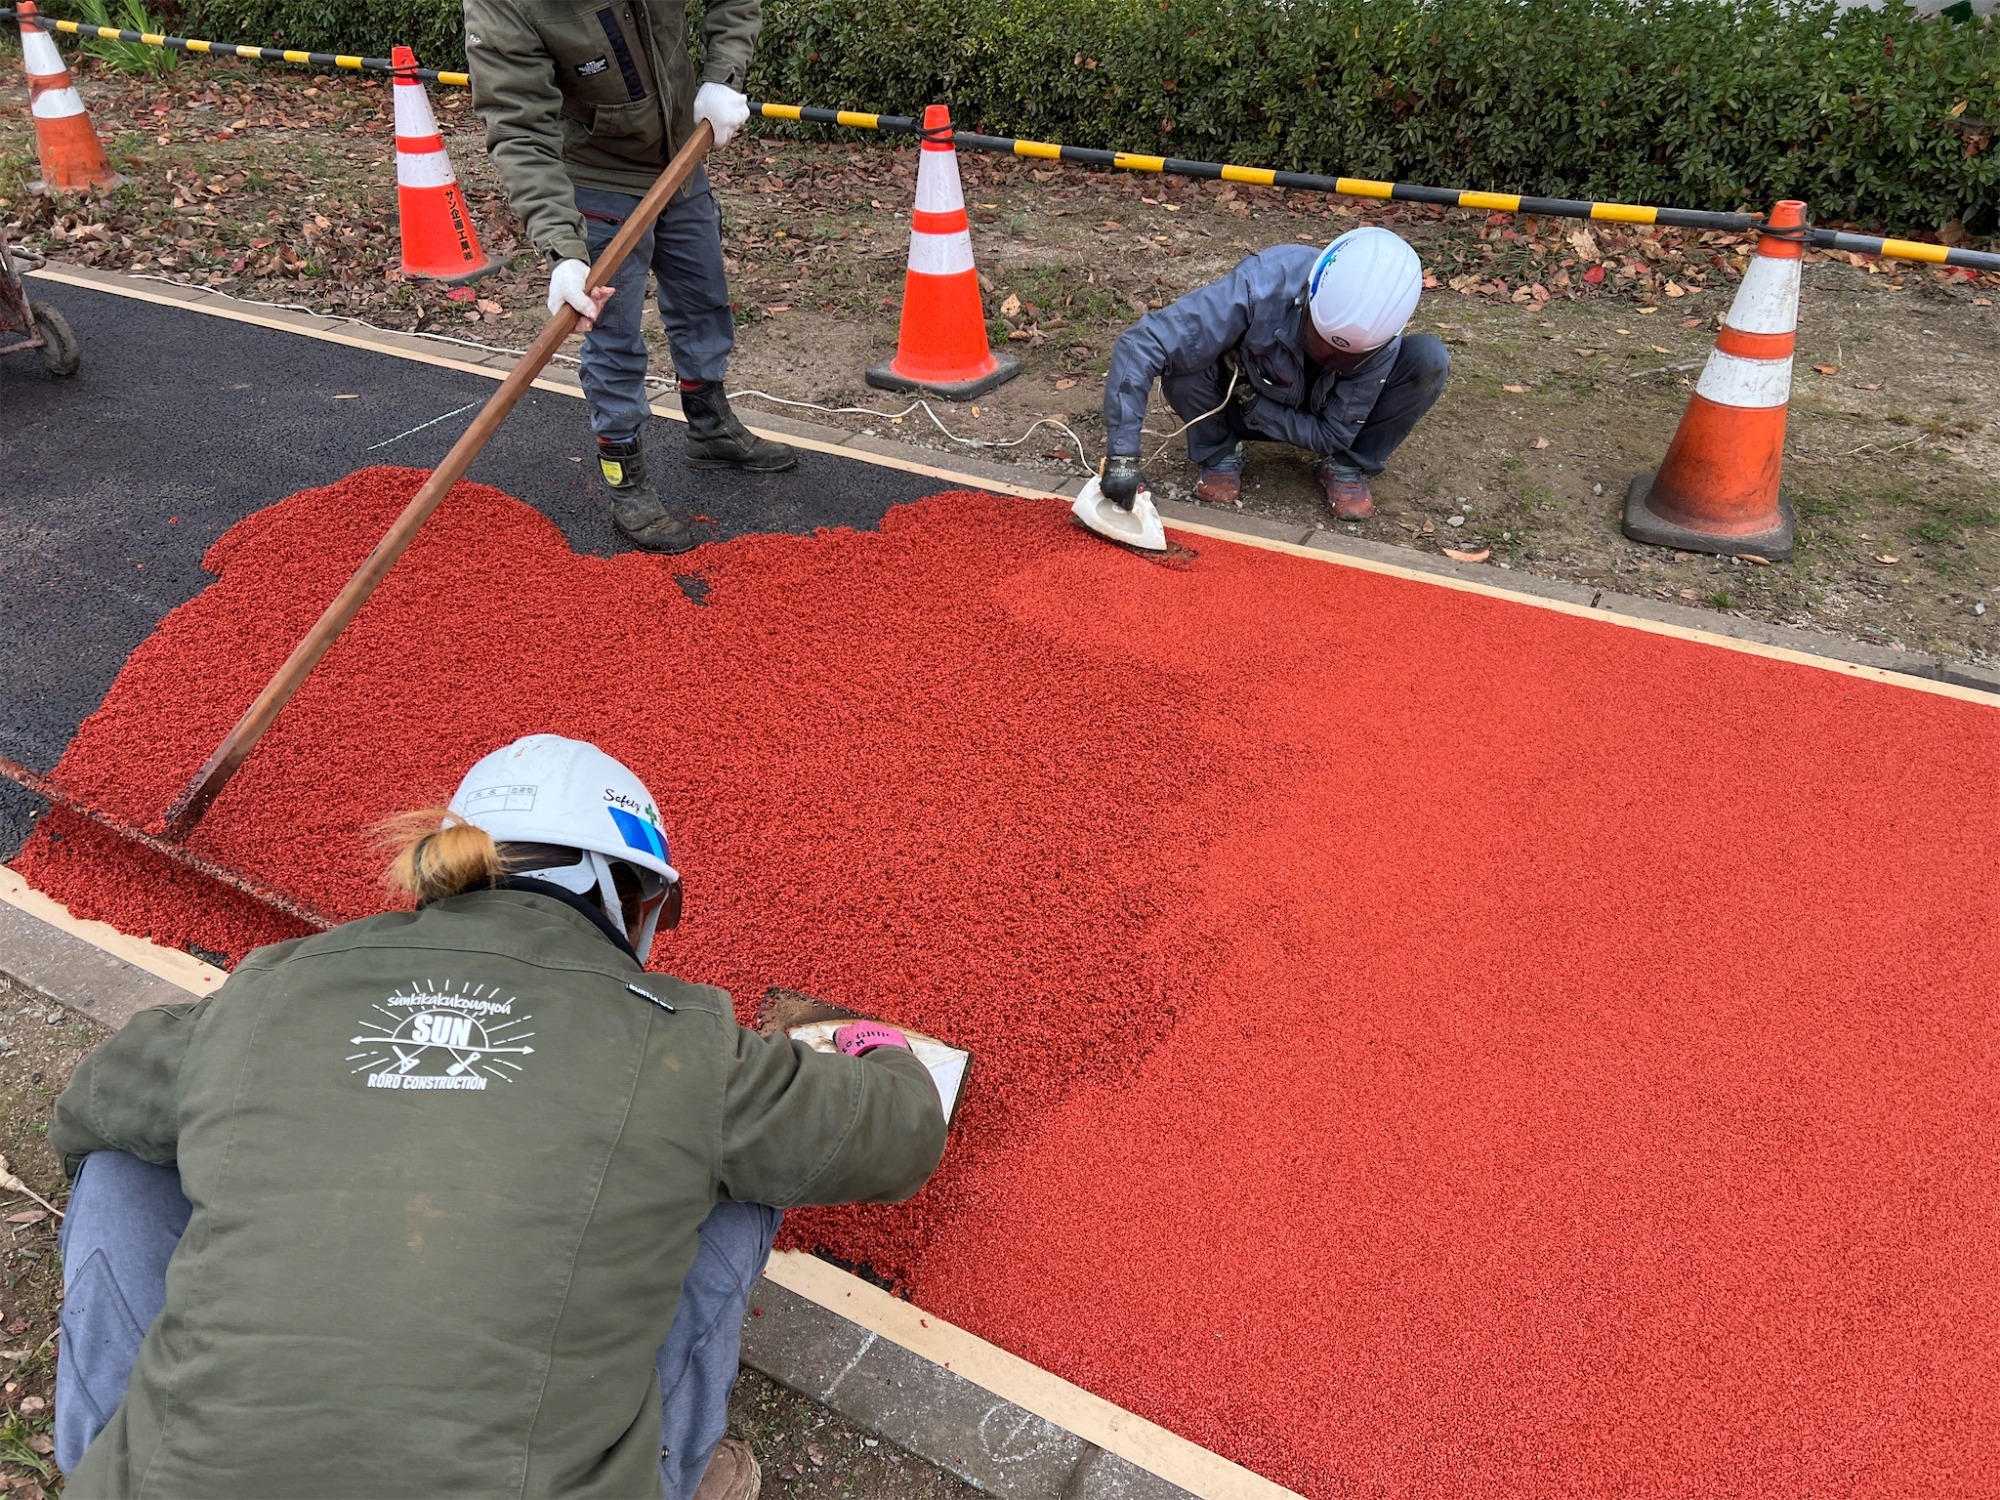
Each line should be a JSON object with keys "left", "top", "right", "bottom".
{"left": 833, "top": 1022, "right": 911, "bottom": 1057}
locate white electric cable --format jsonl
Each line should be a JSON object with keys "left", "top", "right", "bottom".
{"left": 126, "top": 272, "right": 1240, "bottom": 476}
{"left": 728, "top": 389, "right": 1089, "bottom": 467}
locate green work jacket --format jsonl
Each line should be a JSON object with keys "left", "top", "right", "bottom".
{"left": 50, "top": 887, "right": 946, "bottom": 1498}
{"left": 463, "top": 0, "right": 761, "bottom": 264}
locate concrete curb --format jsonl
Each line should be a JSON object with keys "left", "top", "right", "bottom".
{"left": 0, "top": 869, "right": 1291, "bottom": 1500}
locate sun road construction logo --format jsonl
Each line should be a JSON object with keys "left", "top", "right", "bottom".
{"left": 349, "top": 981, "right": 536, "bottom": 1093}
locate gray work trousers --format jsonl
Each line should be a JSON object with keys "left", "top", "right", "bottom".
{"left": 575, "top": 175, "right": 736, "bottom": 446}
{"left": 55, "top": 1150, "right": 779, "bottom": 1498}
{"left": 1163, "top": 332, "right": 1453, "bottom": 472}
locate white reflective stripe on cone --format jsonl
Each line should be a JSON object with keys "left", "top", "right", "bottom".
{"left": 907, "top": 229, "right": 976, "bottom": 278}
{"left": 1722, "top": 255, "right": 1801, "bottom": 336}
{"left": 31, "top": 86, "right": 87, "bottom": 120}
{"left": 21, "top": 28, "right": 67, "bottom": 75}
{"left": 393, "top": 81, "right": 440, "bottom": 138}
{"left": 396, "top": 150, "right": 459, "bottom": 190}
{"left": 914, "top": 147, "right": 966, "bottom": 215}
{"left": 1695, "top": 349, "right": 1793, "bottom": 409}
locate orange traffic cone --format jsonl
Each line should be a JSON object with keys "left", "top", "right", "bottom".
{"left": 1623, "top": 199, "right": 1805, "bottom": 561}
{"left": 866, "top": 104, "right": 1019, "bottom": 401}
{"left": 17, "top": 1, "right": 120, "bottom": 194}
{"left": 391, "top": 46, "right": 499, "bottom": 284}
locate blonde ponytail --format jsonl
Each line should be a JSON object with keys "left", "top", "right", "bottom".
{"left": 379, "top": 809, "right": 507, "bottom": 901}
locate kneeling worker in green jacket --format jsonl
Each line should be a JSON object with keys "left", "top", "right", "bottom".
{"left": 50, "top": 734, "right": 948, "bottom": 1499}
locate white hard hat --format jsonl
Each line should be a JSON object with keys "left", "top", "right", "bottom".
{"left": 449, "top": 734, "right": 681, "bottom": 961}
{"left": 1306, "top": 227, "right": 1423, "bottom": 352}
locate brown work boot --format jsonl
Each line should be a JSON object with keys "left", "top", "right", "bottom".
{"left": 680, "top": 383, "right": 797, "bottom": 472}
{"left": 1193, "top": 442, "right": 1246, "bottom": 506}
{"left": 1317, "top": 460, "right": 1375, "bottom": 521}
{"left": 692, "top": 1437, "right": 761, "bottom": 1500}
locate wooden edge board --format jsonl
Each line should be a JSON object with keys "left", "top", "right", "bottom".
{"left": 1163, "top": 517, "right": 2000, "bottom": 709}
{"left": 0, "top": 859, "right": 1290, "bottom": 1497}
{"left": 0, "top": 864, "right": 225, "bottom": 995}
{"left": 762, "top": 1250, "right": 1302, "bottom": 1499}
{"left": 31, "top": 263, "right": 1997, "bottom": 711}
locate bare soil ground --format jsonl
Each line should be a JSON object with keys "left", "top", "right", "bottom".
{"left": 0, "top": 974, "right": 977, "bottom": 1498}
{"left": 3, "top": 56, "right": 1997, "bottom": 667}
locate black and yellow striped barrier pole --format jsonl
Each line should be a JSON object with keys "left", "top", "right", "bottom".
{"left": 0, "top": 8, "right": 470, "bottom": 85}
{"left": 6, "top": 7, "right": 1994, "bottom": 277}
{"left": 754, "top": 102, "right": 2000, "bottom": 276}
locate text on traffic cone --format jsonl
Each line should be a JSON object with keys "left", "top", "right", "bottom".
{"left": 392, "top": 46, "right": 500, "bottom": 285}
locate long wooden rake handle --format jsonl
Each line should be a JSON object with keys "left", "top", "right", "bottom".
{"left": 162, "top": 123, "right": 716, "bottom": 838}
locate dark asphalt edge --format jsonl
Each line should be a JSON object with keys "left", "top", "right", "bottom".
{"left": 35, "top": 264, "right": 1997, "bottom": 704}
{"left": 0, "top": 885, "right": 1279, "bottom": 1500}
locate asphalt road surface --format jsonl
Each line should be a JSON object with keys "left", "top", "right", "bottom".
{"left": 0, "top": 281, "right": 943, "bottom": 856}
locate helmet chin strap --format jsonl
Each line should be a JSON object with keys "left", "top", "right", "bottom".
{"left": 512, "top": 848, "right": 647, "bottom": 959}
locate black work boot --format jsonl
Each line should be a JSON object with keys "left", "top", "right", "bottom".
{"left": 678, "top": 382, "right": 797, "bottom": 472}
{"left": 597, "top": 438, "right": 700, "bottom": 555}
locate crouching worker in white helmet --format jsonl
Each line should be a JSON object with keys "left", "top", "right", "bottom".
{"left": 1100, "top": 225, "right": 1448, "bottom": 521}
{"left": 47, "top": 734, "right": 947, "bottom": 1500}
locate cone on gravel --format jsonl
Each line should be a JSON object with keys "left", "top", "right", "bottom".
{"left": 866, "top": 104, "right": 1020, "bottom": 401}
{"left": 1623, "top": 199, "right": 1805, "bottom": 561}
{"left": 17, "top": 1, "right": 121, "bottom": 194}
{"left": 391, "top": 46, "right": 500, "bottom": 285}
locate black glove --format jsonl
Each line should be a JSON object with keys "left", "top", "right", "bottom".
{"left": 1221, "top": 351, "right": 1258, "bottom": 408}
{"left": 1100, "top": 455, "right": 1143, "bottom": 509}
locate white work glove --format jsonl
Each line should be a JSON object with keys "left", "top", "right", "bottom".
{"left": 692, "top": 81, "right": 750, "bottom": 148}
{"left": 547, "top": 258, "right": 595, "bottom": 319}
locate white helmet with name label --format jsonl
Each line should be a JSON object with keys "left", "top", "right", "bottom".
{"left": 1306, "top": 226, "right": 1423, "bottom": 353}
{"left": 448, "top": 735, "right": 682, "bottom": 961}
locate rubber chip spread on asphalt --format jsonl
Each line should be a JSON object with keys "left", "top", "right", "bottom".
{"left": 18, "top": 467, "right": 1999, "bottom": 1497}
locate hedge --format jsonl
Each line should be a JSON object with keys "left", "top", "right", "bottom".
{"left": 133, "top": 0, "right": 2000, "bottom": 229}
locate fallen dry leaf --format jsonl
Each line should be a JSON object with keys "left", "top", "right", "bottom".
{"left": 1663, "top": 281, "right": 1687, "bottom": 298}
{"left": 1733, "top": 553, "right": 1772, "bottom": 566}
{"left": 1531, "top": 437, "right": 1550, "bottom": 449}
{"left": 1859, "top": 382, "right": 1883, "bottom": 390}
{"left": 1874, "top": 554, "right": 1899, "bottom": 564}
{"left": 1573, "top": 348, "right": 1599, "bottom": 358}
{"left": 4, "top": 1211, "right": 46, "bottom": 1226}
{"left": 999, "top": 293, "right": 1021, "bottom": 317}
{"left": 1443, "top": 546, "right": 1492, "bottom": 563}
{"left": 1813, "top": 364, "right": 1838, "bottom": 375}
{"left": 475, "top": 298, "right": 504, "bottom": 316}
{"left": 1054, "top": 377, "right": 1077, "bottom": 390}
{"left": 1976, "top": 297, "right": 1993, "bottom": 307}
{"left": 1615, "top": 327, "right": 1631, "bottom": 335}
{"left": 1502, "top": 383, "right": 1527, "bottom": 393}
{"left": 1651, "top": 345, "right": 1673, "bottom": 354}
{"left": 1679, "top": 317, "right": 1705, "bottom": 328}
{"left": 1635, "top": 306, "right": 1659, "bottom": 314}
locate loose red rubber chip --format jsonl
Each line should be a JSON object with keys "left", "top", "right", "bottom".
{"left": 19, "top": 467, "right": 1998, "bottom": 1497}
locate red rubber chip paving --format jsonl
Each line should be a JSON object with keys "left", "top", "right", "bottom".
{"left": 18, "top": 468, "right": 1999, "bottom": 1496}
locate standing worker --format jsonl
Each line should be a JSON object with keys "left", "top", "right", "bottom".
{"left": 465, "top": 0, "right": 796, "bottom": 555}
{"left": 1100, "top": 226, "right": 1448, "bottom": 520}
{"left": 51, "top": 734, "right": 947, "bottom": 1499}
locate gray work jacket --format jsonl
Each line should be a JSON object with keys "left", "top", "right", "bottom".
{"left": 1103, "top": 243, "right": 1401, "bottom": 458}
